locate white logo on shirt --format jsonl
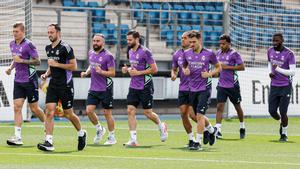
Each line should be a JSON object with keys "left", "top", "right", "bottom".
{"left": 19, "top": 47, "right": 23, "bottom": 52}
{"left": 136, "top": 54, "right": 139, "bottom": 59}
{"left": 56, "top": 50, "right": 59, "bottom": 55}
{"left": 201, "top": 55, "right": 205, "bottom": 61}
{"left": 281, "top": 55, "right": 284, "bottom": 61}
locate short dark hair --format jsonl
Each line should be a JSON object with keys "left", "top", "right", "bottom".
{"left": 48, "top": 23, "right": 61, "bottom": 32}
{"left": 127, "top": 30, "right": 140, "bottom": 39}
{"left": 13, "top": 22, "right": 25, "bottom": 31}
{"left": 219, "top": 34, "right": 231, "bottom": 43}
{"left": 273, "top": 33, "right": 284, "bottom": 40}
{"left": 188, "top": 30, "right": 201, "bottom": 39}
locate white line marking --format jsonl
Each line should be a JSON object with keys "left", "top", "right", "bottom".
{"left": 0, "top": 152, "right": 299, "bottom": 166}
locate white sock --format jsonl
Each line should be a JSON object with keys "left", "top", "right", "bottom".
{"left": 78, "top": 129, "right": 85, "bottom": 137}
{"left": 109, "top": 131, "right": 115, "bottom": 137}
{"left": 215, "top": 123, "right": 222, "bottom": 130}
{"left": 14, "top": 126, "right": 21, "bottom": 138}
{"left": 196, "top": 133, "right": 203, "bottom": 144}
{"left": 240, "top": 122, "right": 245, "bottom": 129}
{"left": 130, "top": 130, "right": 137, "bottom": 141}
{"left": 45, "top": 135, "right": 53, "bottom": 144}
{"left": 282, "top": 126, "right": 288, "bottom": 135}
{"left": 188, "top": 132, "right": 194, "bottom": 141}
{"left": 95, "top": 124, "right": 102, "bottom": 131}
{"left": 157, "top": 119, "right": 163, "bottom": 130}
{"left": 206, "top": 124, "right": 215, "bottom": 134}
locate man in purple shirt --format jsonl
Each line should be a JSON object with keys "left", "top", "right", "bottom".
{"left": 122, "top": 30, "right": 168, "bottom": 146}
{"left": 268, "top": 33, "right": 296, "bottom": 142}
{"left": 215, "top": 34, "right": 246, "bottom": 139}
{"left": 182, "top": 30, "right": 221, "bottom": 151}
{"left": 5, "top": 22, "right": 45, "bottom": 146}
{"left": 171, "top": 31, "right": 197, "bottom": 148}
{"left": 81, "top": 34, "right": 116, "bottom": 145}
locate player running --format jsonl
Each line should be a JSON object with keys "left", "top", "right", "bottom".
{"left": 122, "top": 30, "right": 168, "bottom": 146}
{"left": 267, "top": 33, "right": 296, "bottom": 142}
{"left": 81, "top": 34, "right": 117, "bottom": 145}
{"left": 6, "top": 22, "right": 45, "bottom": 146}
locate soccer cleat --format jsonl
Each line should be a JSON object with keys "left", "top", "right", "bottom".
{"left": 279, "top": 134, "right": 288, "bottom": 142}
{"left": 37, "top": 141, "right": 55, "bottom": 151}
{"left": 7, "top": 136, "right": 23, "bottom": 146}
{"left": 160, "top": 122, "right": 168, "bottom": 142}
{"left": 104, "top": 135, "right": 117, "bottom": 145}
{"left": 123, "top": 140, "right": 139, "bottom": 147}
{"left": 78, "top": 130, "right": 87, "bottom": 151}
{"left": 203, "top": 130, "right": 210, "bottom": 145}
{"left": 208, "top": 127, "right": 218, "bottom": 146}
{"left": 94, "top": 127, "right": 106, "bottom": 144}
{"left": 184, "top": 140, "right": 195, "bottom": 148}
{"left": 216, "top": 131, "right": 223, "bottom": 139}
{"left": 240, "top": 128, "right": 246, "bottom": 139}
{"left": 189, "top": 142, "right": 203, "bottom": 151}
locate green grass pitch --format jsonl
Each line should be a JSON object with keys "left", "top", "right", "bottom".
{"left": 0, "top": 117, "right": 300, "bottom": 169}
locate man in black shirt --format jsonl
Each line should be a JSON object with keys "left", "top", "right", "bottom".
{"left": 37, "top": 24, "right": 86, "bottom": 151}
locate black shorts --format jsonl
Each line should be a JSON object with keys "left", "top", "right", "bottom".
{"left": 178, "top": 91, "right": 190, "bottom": 106}
{"left": 86, "top": 87, "right": 113, "bottom": 109}
{"left": 268, "top": 85, "right": 292, "bottom": 115}
{"left": 127, "top": 83, "right": 154, "bottom": 109}
{"left": 217, "top": 85, "right": 242, "bottom": 104}
{"left": 189, "top": 89, "right": 211, "bottom": 115}
{"left": 46, "top": 81, "right": 74, "bottom": 109}
{"left": 13, "top": 80, "right": 39, "bottom": 103}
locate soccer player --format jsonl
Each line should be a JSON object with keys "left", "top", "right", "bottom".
{"left": 122, "top": 30, "right": 168, "bottom": 146}
{"left": 268, "top": 33, "right": 296, "bottom": 142}
{"left": 81, "top": 34, "right": 117, "bottom": 145}
{"left": 215, "top": 34, "right": 246, "bottom": 139}
{"left": 171, "top": 31, "right": 197, "bottom": 148}
{"left": 182, "top": 30, "right": 221, "bottom": 150}
{"left": 37, "top": 24, "right": 86, "bottom": 151}
{"left": 6, "top": 22, "right": 45, "bottom": 146}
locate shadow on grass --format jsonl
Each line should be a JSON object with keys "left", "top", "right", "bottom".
{"left": 39, "top": 150, "right": 78, "bottom": 154}
{"left": 217, "top": 138, "right": 241, "bottom": 141}
{"left": 269, "top": 140, "right": 296, "bottom": 144}
{"left": 171, "top": 146, "right": 218, "bottom": 152}
{"left": 6, "top": 145, "right": 35, "bottom": 149}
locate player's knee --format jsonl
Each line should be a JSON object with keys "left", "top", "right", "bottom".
{"left": 103, "top": 110, "right": 112, "bottom": 118}
{"left": 85, "top": 108, "right": 94, "bottom": 115}
{"left": 127, "top": 107, "right": 136, "bottom": 116}
{"left": 143, "top": 109, "right": 152, "bottom": 117}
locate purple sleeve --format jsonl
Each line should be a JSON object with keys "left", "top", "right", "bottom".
{"left": 210, "top": 52, "right": 218, "bottom": 65}
{"left": 145, "top": 49, "right": 155, "bottom": 65}
{"left": 288, "top": 52, "right": 296, "bottom": 65}
{"left": 172, "top": 53, "right": 178, "bottom": 69}
{"left": 28, "top": 42, "right": 38, "bottom": 59}
{"left": 107, "top": 54, "right": 116, "bottom": 68}
{"left": 234, "top": 52, "right": 243, "bottom": 65}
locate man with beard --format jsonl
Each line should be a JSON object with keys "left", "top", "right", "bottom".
{"left": 171, "top": 31, "right": 197, "bottom": 148}
{"left": 182, "top": 30, "right": 221, "bottom": 151}
{"left": 6, "top": 22, "right": 45, "bottom": 146}
{"left": 37, "top": 24, "right": 87, "bottom": 151}
{"left": 122, "top": 30, "right": 168, "bottom": 146}
{"left": 81, "top": 34, "right": 117, "bottom": 145}
{"left": 214, "top": 34, "right": 246, "bottom": 139}
{"left": 267, "top": 33, "right": 296, "bottom": 142}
